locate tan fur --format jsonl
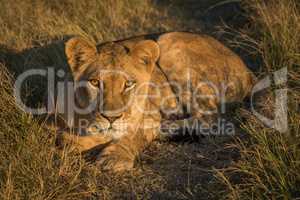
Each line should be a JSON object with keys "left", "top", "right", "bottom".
{"left": 57, "top": 32, "right": 255, "bottom": 172}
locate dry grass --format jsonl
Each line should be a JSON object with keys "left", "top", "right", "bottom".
{"left": 0, "top": 65, "right": 97, "bottom": 199}
{"left": 0, "top": 0, "right": 201, "bottom": 50}
{"left": 216, "top": 0, "right": 300, "bottom": 199}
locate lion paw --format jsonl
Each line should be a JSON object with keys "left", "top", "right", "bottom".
{"left": 96, "top": 144, "right": 135, "bottom": 172}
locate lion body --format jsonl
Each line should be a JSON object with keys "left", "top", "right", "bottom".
{"left": 58, "top": 32, "right": 255, "bottom": 171}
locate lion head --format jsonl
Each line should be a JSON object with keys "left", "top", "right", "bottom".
{"left": 63, "top": 37, "right": 160, "bottom": 139}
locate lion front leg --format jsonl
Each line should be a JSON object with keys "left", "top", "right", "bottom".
{"left": 57, "top": 132, "right": 113, "bottom": 153}
{"left": 161, "top": 113, "right": 219, "bottom": 137}
{"left": 96, "top": 128, "right": 159, "bottom": 172}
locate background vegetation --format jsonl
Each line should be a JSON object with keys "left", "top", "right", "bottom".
{"left": 217, "top": 0, "right": 300, "bottom": 199}
{"left": 0, "top": 0, "right": 299, "bottom": 199}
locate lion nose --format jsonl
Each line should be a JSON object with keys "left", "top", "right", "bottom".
{"left": 102, "top": 113, "right": 123, "bottom": 124}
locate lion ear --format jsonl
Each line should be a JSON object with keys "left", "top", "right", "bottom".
{"left": 65, "top": 37, "right": 97, "bottom": 73}
{"left": 131, "top": 40, "right": 160, "bottom": 71}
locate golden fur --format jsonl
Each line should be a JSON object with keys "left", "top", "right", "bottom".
{"left": 57, "top": 32, "right": 255, "bottom": 172}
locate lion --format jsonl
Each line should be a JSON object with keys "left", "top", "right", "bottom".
{"left": 53, "top": 32, "right": 255, "bottom": 172}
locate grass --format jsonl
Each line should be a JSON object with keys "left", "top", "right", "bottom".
{"left": 0, "top": 0, "right": 299, "bottom": 199}
{"left": 0, "top": 64, "right": 95, "bottom": 199}
{"left": 216, "top": 0, "right": 300, "bottom": 199}
{"left": 0, "top": 0, "right": 199, "bottom": 50}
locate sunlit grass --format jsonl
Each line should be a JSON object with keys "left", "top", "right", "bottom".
{"left": 217, "top": 0, "right": 300, "bottom": 199}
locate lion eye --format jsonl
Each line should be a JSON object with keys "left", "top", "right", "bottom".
{"left": 124, "top": 80, "right": 136, "bottom": 91}
{"left": 89, "top": 79, "right": 99, "bottom": 87}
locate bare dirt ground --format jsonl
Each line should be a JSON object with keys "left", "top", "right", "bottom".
{"left": 90, "top": 115, "right": 243, "bottom": 199}
{"left": 91, "top": 137, "right": 238, "bottom": 199}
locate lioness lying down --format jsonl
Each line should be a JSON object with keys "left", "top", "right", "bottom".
{"left": 54, "top": 32, "right": 255, "bottom": 172}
